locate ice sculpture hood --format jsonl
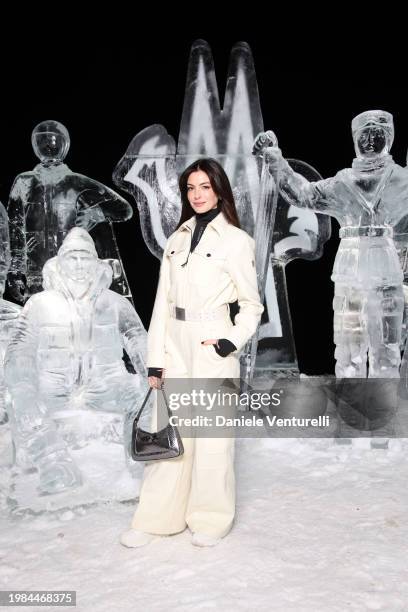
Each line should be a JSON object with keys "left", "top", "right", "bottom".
{"left": 42, "top": 230, "right": 112, "bottom": 297}
{"left": 57, "top": 227, "right": 98, "bottom": 258}
{"left": 351, "top": 110, "right": 394, "bottom": 149}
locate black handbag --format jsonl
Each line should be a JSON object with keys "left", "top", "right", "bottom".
{"left": 131, "top": 386, "right": 184, "bottom": 461}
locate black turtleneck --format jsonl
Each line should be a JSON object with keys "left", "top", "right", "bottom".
{"left": 148, "top": 206, "right": 236, "bottom": 379}
{"left": 190, "top": 206, "right": 220, "bottom": 253}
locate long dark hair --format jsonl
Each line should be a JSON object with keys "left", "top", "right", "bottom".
{"left": 177, "top": 158, "right": 241, "bottom": 229}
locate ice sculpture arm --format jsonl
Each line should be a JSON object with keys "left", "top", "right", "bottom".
{"left": 146, "top": 244, "right": 171, "bottom": 368}
{"left": 253, "top": 138, "right": 339, "bottom": 216}
{"left": 0, "top": 201, "right": 11, "bottom": 296}
{"left": 223, "top": 233, "right": 264, "bottom": 352}
{"left": 75, "top": 204, "right": 106, "bottom": 232}
{"left": 76, "top": 181, "right": 133, "bottom": 231}
{"left": 118, "top": 296, "right": 148, "bottom": 378}
{"left": 6, "top": 177, "right": 27, "bottom": 300}
{"left": 278, "top": 155, "right": 338, "bottom": 213}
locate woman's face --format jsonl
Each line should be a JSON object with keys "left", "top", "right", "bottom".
{"left": 186, "top": 170, "right": 219, "bottom": 213}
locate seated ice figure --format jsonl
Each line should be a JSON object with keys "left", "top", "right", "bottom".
{"left": 4, "top": 228, "right": 147, "bottom": 496}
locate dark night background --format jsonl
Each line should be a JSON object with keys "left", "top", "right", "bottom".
{"left": 1, "top": 28, "right": 406, "bottom": 375}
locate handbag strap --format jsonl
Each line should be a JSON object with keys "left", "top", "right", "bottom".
{"left": 134, "top": 385, "right": 172, "bottom": 426}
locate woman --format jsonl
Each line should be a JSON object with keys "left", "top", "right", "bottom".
{"left": 121, "top": 158, "right": 263, "bottom": 548}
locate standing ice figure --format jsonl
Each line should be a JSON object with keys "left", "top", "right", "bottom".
{"left": 4, "top": 228, "right": 147, "bottom": 495}
{"left": 7, "top": 120, "right": 133, "bottom": 304}
{"left": 254, "top": 111, "right": 408, "bottom": 378}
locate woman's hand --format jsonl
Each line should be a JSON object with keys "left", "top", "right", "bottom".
{"left": 148, "top": 369, "right": 165, "bottom": 389}
{"left": 201, "top": 339, "right": 237, "bottom": 357}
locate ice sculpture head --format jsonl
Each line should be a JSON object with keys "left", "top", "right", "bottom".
{"left": 352, "top": 110, "right": 394, "bottom": 159}
{"left": 58, "top": 228, "right": 98, "bottom": 283}
{"left": 31, "top": 120, "right": 70, "bottom": 164}
{"left": 177, "top": 158, "right": 240, "bottom": 226}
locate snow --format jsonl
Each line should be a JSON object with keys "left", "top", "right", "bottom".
{"left": 1, "top": 431, "right": 407, "bottom": 611}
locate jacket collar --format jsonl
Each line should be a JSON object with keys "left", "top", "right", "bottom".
{"left": 178, "top": 210, "right": 230, "bottom": 236}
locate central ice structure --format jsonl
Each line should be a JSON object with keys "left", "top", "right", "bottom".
{"left": 4, "top": 228, "right": 147, "bottom": 499}
{"left": 113, "top": 39, "right": 331, "bottom": 380}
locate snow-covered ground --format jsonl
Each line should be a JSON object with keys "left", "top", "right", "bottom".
{"left": 1, "top": 433, "right": 407, "bottom": 611}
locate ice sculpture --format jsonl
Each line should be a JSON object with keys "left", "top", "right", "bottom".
{"left": 113, "top": 39, "right": 330, "bottom": 378}
{"left": 0, "top": 199, "right": 17, "bottom": 425}
{"left": 4, "top": 228, "right": 147, "bottom": 498}
{"left": 7, "top": 120, "right": 133, "bottom": 304}
{"left": 254, "top": 110, "right": 408, "bottom": 378}
{"left": 0, "top": 201, "right": 10, "bottom": 298}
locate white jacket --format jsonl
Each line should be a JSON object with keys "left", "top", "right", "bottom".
{"left": 147, "top": 211, "right": 264, "bottom": 367}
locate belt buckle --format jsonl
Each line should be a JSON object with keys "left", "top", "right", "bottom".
{"left": 175, "top": 306, "right": 186, "bottom": 321}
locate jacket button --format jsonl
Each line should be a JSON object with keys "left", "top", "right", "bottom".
{"left": 170, "top": 250, "right": 175, "bottom": 254}
{"left": 206, "top": 253, "right": 211, "bottom": 257}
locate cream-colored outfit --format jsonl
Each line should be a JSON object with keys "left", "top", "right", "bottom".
{"left": 131, "top": 211, "right": 263, "bottom": 537}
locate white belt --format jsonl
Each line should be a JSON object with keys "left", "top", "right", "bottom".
{"left": 170, "top": 304, "right": 228, "bottom": 322}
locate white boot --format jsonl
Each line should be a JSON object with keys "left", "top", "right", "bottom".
{"left": 120, "top": 529, "right": 157, "bottom": 548}
{"left": 191, "top": 532, "right": 221, "bottom": 547}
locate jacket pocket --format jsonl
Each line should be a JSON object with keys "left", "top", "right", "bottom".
{"left": 167, "top": 248, "right": 189, "bottom": 284}
{"left": 187, "top": 246, "right": 226, "bottom": 286}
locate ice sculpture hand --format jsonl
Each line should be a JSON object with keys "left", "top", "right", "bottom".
{"left": 252, "top": 131, "right": 278, "bottom": 154}
{"left": 26, "top": 236, "right": 39, "bottom": 254}
{"left": 252, "top": 133, "right": 282, "bottom": 175}
{"left": 38, "top": 452, "right": 83, "bottom": 494}
{"left": 76, "top": 205, "right": 105, "bottom": 232}
{"left": 0, "top": 298, "right": 22, "bottom": 321}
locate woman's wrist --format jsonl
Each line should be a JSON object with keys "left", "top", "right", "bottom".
{"left": 148, "top": 367, "right": 164, "bottom": 378}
